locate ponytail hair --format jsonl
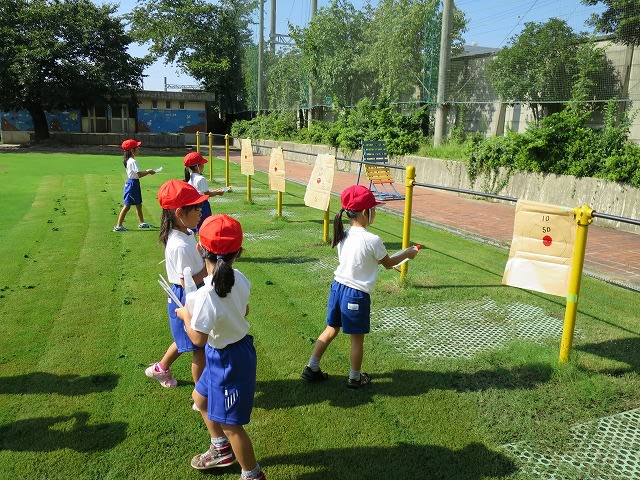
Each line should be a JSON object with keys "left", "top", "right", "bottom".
{"left": 159, "top": 209, "right": 177, "bottom": 246}
{"left": 332, "top": 208, "right": 361, "bottom": 247}
{"left": 122, "top": 149, "right": 134, "bottom": 168}
{"left": 184, "top": 166, "right": 195, "bottom": 182}
{"left": 202, "top": 249, "right": 242, "bottom": 297}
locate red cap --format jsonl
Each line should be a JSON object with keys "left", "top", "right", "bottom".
{"left": 157, "top": 179, "right": 209, "bottom": 209}
{"left": 121, "top": 139, "right": 142, "bottom": 151}
{"left": 341, "top": 185, "right": 384, "bottom": 211}
{"left": 199, "top": 215, "right": 243, "bottom": 255}
{"left": 183, "top": 152, "right": 208, "bottom": 167}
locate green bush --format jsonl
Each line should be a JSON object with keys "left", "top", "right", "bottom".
{"left": 466, "top": 102, "right": 640, "bottom": 188}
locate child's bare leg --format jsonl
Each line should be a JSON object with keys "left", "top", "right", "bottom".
{"left": 311, "top": 325, "right": 340, "bottom": 359}
{"left": 192, "top": 348, "right": 205, "bottom": 383}
{"left": 192, "top": 390, "right": 225, "bottom": 437}
{"left": 349, "top": 333, "right": 365, "bottom": 371}
{"left": 134, "top": 204, "right": 145, "bottom": 223}
{"left": 222, "top": 424, "right": 258, "bottom": 471}
{"left": 115, "top": 205, "right": 130, "bottom": 226}
{"left": 160, "top": 342, "right": 180, "bottom": 369}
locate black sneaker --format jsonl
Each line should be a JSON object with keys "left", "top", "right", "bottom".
{"left": 301, "top": 366, "right": 329, "bottom": 382}
{"left": 347, "top": 372, "right": 371, "bottom": 389}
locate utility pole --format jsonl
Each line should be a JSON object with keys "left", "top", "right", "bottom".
{"left": 307, "top": 0, "right": 317, "bottom": 125}
{"left": 270, "top": 0, "right": 276, "bottom": 54}
{"left": 257, "top": 0, "right": 264, "bottom": 114}
{"left": 433, "top": 0, "right": 453, "bottom": 146}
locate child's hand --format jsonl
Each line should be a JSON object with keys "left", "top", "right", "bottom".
{"left": 406, "top": 244, "right": 421, "bottom": 259}
{"left": 175, "top": 306, "right": 189, "bottom": 322}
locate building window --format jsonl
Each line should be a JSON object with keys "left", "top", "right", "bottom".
{"left": 152, "top": 100, "right": 158, "bottom": 109}
{"left": 166, "top": 101, "right": 171, "bottom": 109}
{"left": 179, "top": 101, "right": 185, "bottom": 109}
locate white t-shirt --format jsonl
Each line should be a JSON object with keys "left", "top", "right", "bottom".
{"left": 188, "top": 172, "right": 209, "bottom": 195}
{"left": 126, "top": 157, "right": 139, "bottom": 179}
{"left": 165, "top": 229, "right": 204, "bottom": 285}
{"left": 188, "top": 270, "right": 251, "bottom": 349}
{"left": 334, "top": 226, "right": 387, "bottom": 294}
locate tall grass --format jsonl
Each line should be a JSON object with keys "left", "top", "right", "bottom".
{"left": 0, "top": 151, "right": 638, "bottom": 479}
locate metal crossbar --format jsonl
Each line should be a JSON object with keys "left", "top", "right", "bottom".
{"left": 357, "top": 140, "right": 404, "bottom": 200}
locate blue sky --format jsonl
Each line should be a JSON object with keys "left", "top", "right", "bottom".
{"left": 107, "top": 0, "right": 605, "bottom": 91}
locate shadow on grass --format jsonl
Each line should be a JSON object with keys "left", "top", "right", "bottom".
{"left": 577, "top": 337, "right": 640, "bottom": 374}
{"left": 0, "top": 412, "right": 127, "bottom": 452}
{"left": 262, "top": 442, "right": 517, "bottom": 479}
{"left": 255, "top": 364, "right": 552, "bottom": 409}
{"left": 0, "top": 372, "right": 119, "bottom": 395}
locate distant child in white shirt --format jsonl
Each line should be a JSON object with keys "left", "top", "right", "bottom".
{"left": 113, "top": 138, "right": 156, "bottom": 232}
{"left": 183, "top": 152, "right": 226, "bottom": 231}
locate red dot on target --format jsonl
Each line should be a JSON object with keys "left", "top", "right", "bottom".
{"left": 316, "top": 178, "right": 321, "bottom": 184}
{"left": 543, "top": 235, "right": 552, "bottom": 246}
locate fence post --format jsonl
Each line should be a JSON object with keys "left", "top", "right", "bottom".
{"left": 277, "top": 191, "right": 283, "bottom": 218}
{"left": 559, "top": 204, "right": 593, "bottom": 362}
{"left": 224, "top": 134, "right": 230, "bottom": 187}
{"left": 208, "top": 132, "right": 213, "bottom": 180}
{"left": 196, "top": 131, "right": 200, "bottom": 152}
{"left": 323, "top": 209, "right": 330, "bottom": 244}
{"left": 400, "top": 165, "right": 416, "bottom": 281}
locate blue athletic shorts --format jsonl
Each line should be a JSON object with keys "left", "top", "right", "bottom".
{"left": 123, "top": 178, "right": 142, "bottom": 206}
{"left": 195, "top": 335, "right": 257, "bottom": 425}
{"left": 195, "top": 200, "right": 211, "bottom": 232}
{"left": 168, "top": 283, "right": 202, "bottom": 353}
{"left": 325, "top": 281, "right": 371, "bottom": 334}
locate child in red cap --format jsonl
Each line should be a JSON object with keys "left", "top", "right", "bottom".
{"left": 145, "top": 180, "right": 209, "bottom": 392}
{"left": 183, "top": 151, "right": 227, "bottom": 231}
{"left": 302, "top": 184, "right": 420, "bottom": 388}
{"left": 113, "top": 139, "right": 156, "bottom": 231}
{"left": 176, "top": 215, "right": 266, "bottom": 479}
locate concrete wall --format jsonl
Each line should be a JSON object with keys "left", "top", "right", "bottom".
{"left": 247, "top": 139, "right": 640, "bottom": 234}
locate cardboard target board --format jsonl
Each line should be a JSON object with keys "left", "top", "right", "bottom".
{"left": 502, "top": 199, "right": 576, "bottom": 297}
{"left": 240, "top": 138, "right": 254, "bottom": 176}
{"left": 268, "top": 147, "right": 286, "bottom": 192}
{"left": 304, "top": 153, "right": 335, "bottom": 211}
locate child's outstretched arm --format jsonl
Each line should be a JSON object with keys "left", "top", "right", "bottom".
{"left": 175, "top": 306, "right": 208, "bottom": 347}
{"left": 379, "top": 245, "right": 420, "bottom": 270}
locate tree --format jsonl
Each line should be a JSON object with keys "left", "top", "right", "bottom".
{"left": 128, "top": 0, "right": 254, "bottom": 115}
{"left": 0, "top": 0, "right": 147, "bottom": 141}
{"left": 486, "top": 19, "right": 608, "bottom": 123}
{"left": 582, "top": 0, "right": 640, "bottom": 46}
{"left": 290, "top": 0, "right": 368, "bottom": 107}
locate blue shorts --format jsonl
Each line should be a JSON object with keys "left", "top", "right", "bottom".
{"left": 195, "top": 336, "right": 257, "bottom": 425}
{"left": 325, "top": 281, "right": 371, "bottom": 334}
{"left": 168, "top": 284, "right": 202, "bottom": 353}
{"left": 195, "top": 200, "right": 211, "bottom": 232}
{"left": 123, "top": 179, "right": 142, "bottom": 206}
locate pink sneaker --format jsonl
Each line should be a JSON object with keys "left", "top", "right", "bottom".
{"left": 145, "top": 363, "right": 177, "bottom": 388}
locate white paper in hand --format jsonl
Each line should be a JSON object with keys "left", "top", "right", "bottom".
{"left": 153, "top": 167, "right": 163, "bottom": 173}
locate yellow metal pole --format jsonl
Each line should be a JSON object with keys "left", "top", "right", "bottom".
{"left": 208, "top": 132, "right": 213, "bottom": 180}
{"left": 196, "top": 131, "right": 200, "bottom": 152}
{"left": 323, "top": 209, "right": 330, "bottom": 244}
{"left": 277, "top": 191, "right": 283, "bottom": 218}
{"left": 246, "top": 175, "right": 252, "bottom": 203}
{"left": 224, "top": 134, "right": 230, "bottom": 187}
{"left": 400, "top": 165, "right": 416, "bottom": 281}
{"left": 559, "top": 204, "right": 593, "bottom": 363}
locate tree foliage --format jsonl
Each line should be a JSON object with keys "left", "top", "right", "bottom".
{"left": 486, "top": 19, "right": 617, "bottom": 123}
{"left": 0, "top": 0, "right": 147, "bottom": 140}
{"left": 583, "top": 0, "right": 640, "bottom": 46}
{"left": 128, "top": 0, "right": 255, "bottom": 113}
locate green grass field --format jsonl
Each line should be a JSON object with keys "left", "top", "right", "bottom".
{"left": 0, "top": 150, "right": 638, "bottom": 479}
